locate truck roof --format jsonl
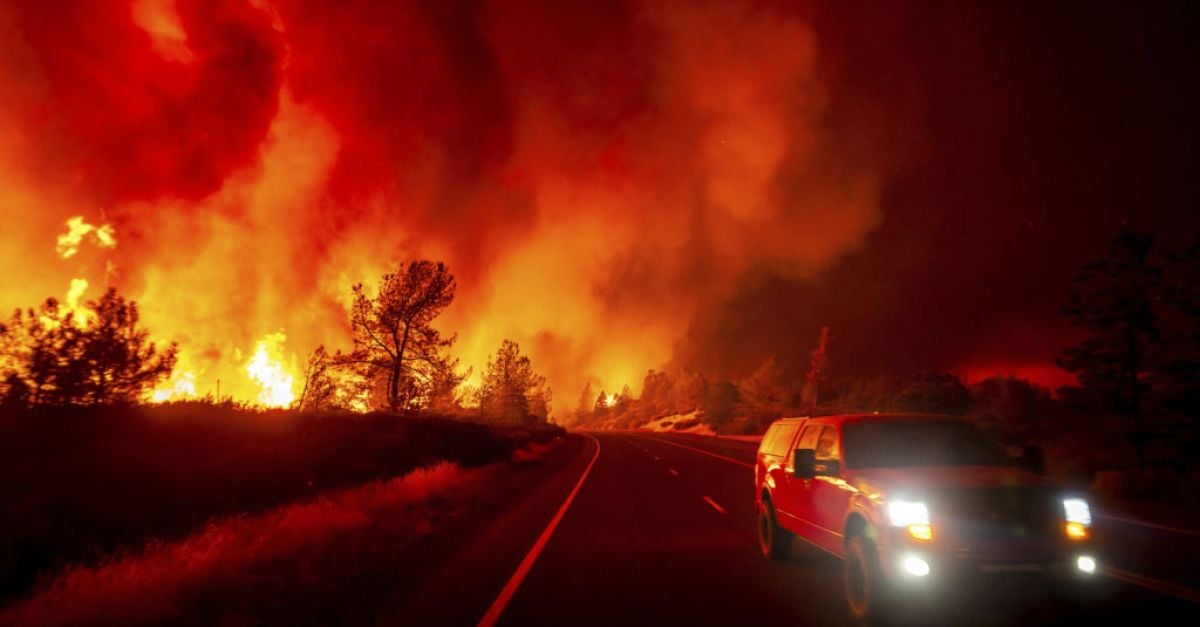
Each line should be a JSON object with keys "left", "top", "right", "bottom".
{"left": 801, "top": 412, "right": 961, "bottom": 425}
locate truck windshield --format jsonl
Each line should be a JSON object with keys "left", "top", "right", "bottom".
{"left": 842, "top": 420, "right": 1011, "bottom": 469}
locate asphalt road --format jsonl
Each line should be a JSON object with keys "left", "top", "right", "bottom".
{"left": 469, "top": 432, "right": 1200, "bottom": 627}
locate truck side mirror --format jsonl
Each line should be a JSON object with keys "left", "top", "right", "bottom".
{"left": 794, "top": 449, "right": 816, "bottom": 479}
{"left": 1021, "top": 445, "right": 1046, "bottom": 475}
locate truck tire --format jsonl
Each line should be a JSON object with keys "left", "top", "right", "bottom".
{"left": 845, "top": 533, "right": 888, "bottom": 625}
{"left": 757, "top": 499, "right": 792, "bottom": 560}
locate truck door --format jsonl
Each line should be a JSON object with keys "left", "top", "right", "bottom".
{"left": 809, "top": 425, "right": 852, "bottom": 555}
{"left": 775, "top": 424, "right": 822, "bottom": 533}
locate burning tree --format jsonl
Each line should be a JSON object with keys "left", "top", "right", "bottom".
{"left": 593, "top": 389, "right": 611, "bottom": 417}
{"left": 801, "top": 326, "right": 830, "bottom": 408}
{"left": 425, "top": 354, "right": 469, "bottom": 413}
{"left": 742, "top": 357, "right": 790, "bottom": 409}
{"left": 571, "top": 381, "right": 595, "bottom": 425}
{"left": 348, "top": 261, "right": 457, "bottom": 412}
{"left": 479, "top": 339, "right": 549, "bottom": 424}
{"left": 0, "top": 289, "right": 177, "bottom": 407}
{"left": 701, "top": 380, "right": 740, "bottom": 429}
{"left": 295, "top": 346, "right": 339, "bottom": 412}
{"left": 639, "top": 370, "right": 674, "bottom": 415}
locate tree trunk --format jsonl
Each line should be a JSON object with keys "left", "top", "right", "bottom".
{"left": 297, "top": 371, "right": 312, "bottom": 412}
{"left": 95, "top": 369, "right": 107, "bottom": 405}
{"left": 389, "top": 363, "right": 401, "bottom": 411}
{"left": 1127, "top": 319, "right": 1145, "bottom": 468}
{"left": 392, "top": 321, "right": 413, "bottom": 412}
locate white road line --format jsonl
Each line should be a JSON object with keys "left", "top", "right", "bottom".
{"left": 668, "top": 468, "right": 679, "bottom": 476}
{"left": 631, "top": 434, "right": 754, "bottom": 470}
{"left": 1103, "top": 565, "right": 1200, "bottom": 604}
{"left": 702, "top": 496, "right": 727, "bottom": 514}
{"left": 1098, "top": 513, "right": 1200, "bottom": 539}
{"left": 478, "top": 434, "right": 601, "bottom": 627}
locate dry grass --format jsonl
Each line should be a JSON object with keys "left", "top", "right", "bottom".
{"left": 0, "top": 462, "right": 484, "bottom": 627}
{"left": 0, "top": 403, "right": 562, "bottom": 604}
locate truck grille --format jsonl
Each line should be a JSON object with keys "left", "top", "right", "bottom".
{"left": 934, "top": 487, "right": 1061, "bottom": 542}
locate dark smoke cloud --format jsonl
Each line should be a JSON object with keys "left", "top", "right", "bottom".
{"left": 7, "top": 0, "right": 283, "bottom": 203}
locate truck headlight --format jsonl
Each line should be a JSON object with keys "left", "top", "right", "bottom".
{"left": 1063, "top": 498, "right": 1092, "bottom": 540}
{"left": 888, "top": 500, "right": 933, "bottom": 541}
{"left": 1063, "top": 498, "right": 1092, "bottom": 525}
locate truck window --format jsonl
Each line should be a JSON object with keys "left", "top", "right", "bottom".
{"left": 760, "top": 424, "right": 780, "bottom": 454}
{"left": 815, "top": 426, "right": 840, "bottom": 462}
{"left": 796, "top": 425, "right": 821, "bottom": 451}
{"left": 765, "top": 423, "right": 800, "bottom": 456}
{"left": 842, "top": 420, "right": 1009, "bottom": 469}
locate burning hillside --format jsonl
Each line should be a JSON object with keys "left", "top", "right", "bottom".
{"left": 0, "top": 0, "right": 883, "bottom": 408}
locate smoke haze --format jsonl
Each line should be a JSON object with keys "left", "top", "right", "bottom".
{"left": 2, "top": 1, "right": 1197, "bottom": 406}
{"left": 0, "top": 0, "right": 885, "bottom": 404}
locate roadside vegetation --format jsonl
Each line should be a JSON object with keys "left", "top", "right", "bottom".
{"left": 0, "top": 403, "right": 562, "bottom": 604}
{"left": 0, "top": 461, "right": 489, "bottom": 627}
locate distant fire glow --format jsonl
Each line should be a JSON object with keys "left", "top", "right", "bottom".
{"left": 152, "top": 371, "right": 198, "bottom": 403}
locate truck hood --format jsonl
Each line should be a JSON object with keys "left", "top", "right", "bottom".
{"left": 849, "top": 465, "right": 1056, "bottom": 495}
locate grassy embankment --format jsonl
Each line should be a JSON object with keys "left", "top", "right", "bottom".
{"left": 0, "top": 403, "right": 562, "bottom": 605}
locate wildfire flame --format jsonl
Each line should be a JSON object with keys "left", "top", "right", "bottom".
{"left": 49, "top": 213, "right": 309, "bottom": 408}
{"left": 56, "top": 217, "right": 116, "bottom": 260}
{"left": 64, "top": 278, "right": 91, "bottom": 323}
{"left": 245, "top": 333, "right": 296, "bottom": 408}
{"left": 151, "top": 371, "right": 198, "bottom": 403}
{"left": 48, "top": 216, "right": 115, "bottom": 328}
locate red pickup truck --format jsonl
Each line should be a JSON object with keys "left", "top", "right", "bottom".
{"left": 754, "top": 413, "right": 1095, "bottom": 623}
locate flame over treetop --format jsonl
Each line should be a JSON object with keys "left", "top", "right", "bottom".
{"left": 56, "top": 217, "right": 116, "bottom": 261}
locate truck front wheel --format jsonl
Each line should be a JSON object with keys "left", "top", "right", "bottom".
{"left": 844, "top": 533, "right": 887, "bottom": 624}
